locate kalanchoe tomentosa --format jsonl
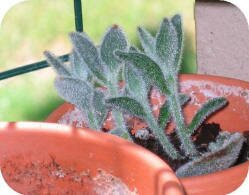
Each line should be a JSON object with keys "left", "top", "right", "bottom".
{"left": 45, "top": 14, "right": 245, "bottom": 177}
{"left": 44, "top": 25, "right": 132, "bottom": 140}
{"left": 108, "top": 14, "right": 245, "bottom": 176}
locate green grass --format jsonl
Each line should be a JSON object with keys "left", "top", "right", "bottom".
{"left": 0, "top": 0, "right": 196, "bottom": 121}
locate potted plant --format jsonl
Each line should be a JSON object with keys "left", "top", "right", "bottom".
{"left": 45, "top": 14, "right": 249, "bottom": 194}
{"left": 0, "top": 122, "right": 184, "bottom": 194}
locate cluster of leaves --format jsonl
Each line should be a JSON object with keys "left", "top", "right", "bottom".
{"left": 44, "top": 25, "right": 131, "bottom": 140}
{"left": 45, "top": 14, "right": 245, "bottom": 177}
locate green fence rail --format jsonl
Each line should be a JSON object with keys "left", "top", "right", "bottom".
{"left": 0, "top": 0, "right": 83, "bottom": 81}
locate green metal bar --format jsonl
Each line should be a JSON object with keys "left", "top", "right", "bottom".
{"left": 0, "top": 54, "right": 69, "bottom": 81}
{"left": 74, "top": 0, "right": 83, "bottom": 32}
{"left": 0, "top": 0, "right": 84, "bottom": 80}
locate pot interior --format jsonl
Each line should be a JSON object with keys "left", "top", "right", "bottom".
{"left": 47, "top": 74, "right": 249, "bottom": 132}
{"left": 180, "top": 74, "right": 249, "bottom": 132}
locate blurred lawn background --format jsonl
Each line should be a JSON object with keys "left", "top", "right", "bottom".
{"left": 0, "top": 0, "right": 196, "bottom": 121}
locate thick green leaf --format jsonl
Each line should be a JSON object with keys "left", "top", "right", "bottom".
{"left": 171, "top": 14, "right": 184, "bottom": 72}
{"left": 111, "top": 110, "right": 132, "bottom": 140}
{"left": 92, "top": 90, "right": 107, "bottom": 129}
{"left": 106, "top": 97, "right": 146, "bottom": 119}
{"left": 69, "top": 50, "right": 88, "bottom": 80}
{"left": 158, "top": 93, "right": 190, "bottom": 128}
{"left": 44, "top": 51, "right": 71, "bottom": 76}
{"left": 129, "top": 46, "right": 140, "bottom": 52}
{"left": 137, "top": 26, "right": 155, "bottom": 57}
{"left": 115, "top": 51, "right": 169, "bottom": 94}
{"left": 156, "top": 18, "right": 178, "bottom": 69}
{"left": 107, "top": 88, "right": 181, "bottom": 160}
{"left": 54, "top": 77, "right": 93, "bottom": 111}
{"left": 125, "top": 64, "right": 147, "bottom": 100}
{"left": 110, "top": 128, "right": 132, "bottom": 141}
{"left": 158, "top": 102, "right": 170, "bottom": 129}
{"left": 176, "top": 132, "right": 245, "bottom": 177}
{"left": 100, "top": 25, "right": 128, "bottom": 71}
{"left": 69, "top": 32, "right": 106, "bottom": 83}
{"left": 179, "top": 93, "right": 190, "bottom": 105}
{"left": 187, "top": 97, "right": 228, "bottom": 135}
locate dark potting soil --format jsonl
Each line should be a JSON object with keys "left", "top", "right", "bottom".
{"left": 132, "top": 123, "right": 249, "bottom": 171}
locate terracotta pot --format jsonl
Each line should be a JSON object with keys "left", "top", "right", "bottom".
{"left": 178, "top": 74, "right": 249, "bottom": 195}
{"left": 47, "top": 74, "right": 249, "bottom": 195}
{"left": 0, "top": 122, "right": 184, "bottom": 195}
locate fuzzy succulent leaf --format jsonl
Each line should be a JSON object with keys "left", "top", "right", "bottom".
{"left": 158, "top": 93, "right": 190, "bottom": 128}
{"left": 168, "top": 93, "right": 199, "bottom": 157}
{"left": 176, "top": 132, "right": 245, "bottom": 177}
{"left": 156, "top": 18, "right": 178, "bottom": 69}
{"left": 54, "top": 77, "right": 92, "bottom": 112}
{"left": 115, "top": 51, "right": 169, "bottom": 94}
{"left": 111, "top": 110, "right": 132, "bottom": 140}
{"left": 129, "top": 46, "right": 140, "bottom": 52}
{"left": 137, "top": 27, "right": 156, "bottom": 58}
{"left": 101, "top": 25, "right": 128, "bottom": 72}
{"left": 106, "top": 97, "right": 147, "bottom": 120}
{"left": 179, "top": 93, "right": 191, "bottom": 105}
{"left": 69, "top": 32, "right": 106, "bottom": 83}
{"left": 158, "top": 102, "right": 170, "bottom": 129}
{"left": 171, "top": 14, "right": 184, "bottom": 72}
{"left": 187, "top": 97, "right": 228, "bottom": 135}
{"left": 44, "top": 51, "right": 71, "bottom": 76}
{"left": 124, "top": 64, "right": 147, "bottom": 100}
{"left": 70, "top": 50, "right": 88, "bottom": 80}
{"left": 110, "top": 128, "right": 132, "bottom": 140}
{"left": 92, "top": 90, "right": 107, "bottom": 129}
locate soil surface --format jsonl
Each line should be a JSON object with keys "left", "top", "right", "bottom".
{"left": 132, "top": 123, "right": 249, "bottom": 171}
{"left": 1, "top": 155, "right": 136, "bottom": 195}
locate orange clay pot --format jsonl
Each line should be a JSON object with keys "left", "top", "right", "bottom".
{"left": 46, "top": 74, "right": 249, "bottom": 195}
{"left": 0, "top": 122, "right": 184, "bottom": 195}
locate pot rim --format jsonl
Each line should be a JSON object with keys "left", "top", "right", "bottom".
{"left": 47, "top": 73, "right": 249, "bottom": 122}
{"left": 0, "top": 121, "right": 170, "bottom": 169}
{"left": 180, "top": 73, "right": 249, "bottom": 85}
{"left": 0, "top": 121, "right": 184, "bottom": 194}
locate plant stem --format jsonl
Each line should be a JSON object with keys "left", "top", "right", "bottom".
{"left": 143, "top": 105, "right": 180, "bottom": 159}
{"left": 113, "top": 110, "right": 127, "bottom": 130}
{"left": 87, "top": 110, "right": 99, "bottom": 130}
{"left": 168, "top": 76, "right": 198, "bottom": 157}
{"left": 108, "top": 79, "right": 132, "bottom": 140}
